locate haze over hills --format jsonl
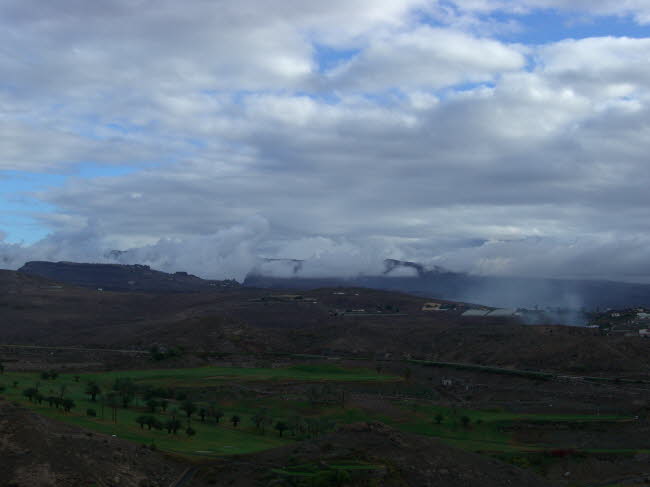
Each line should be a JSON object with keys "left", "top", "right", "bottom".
{"left": 245, "top": 258, "right": 650, "bottom": 310}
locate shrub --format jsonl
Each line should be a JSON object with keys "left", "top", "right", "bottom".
{"left": 86, "top": 408, "right": 97, "bottom": 417}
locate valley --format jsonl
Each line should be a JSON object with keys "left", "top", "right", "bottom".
{"left": 3, "top": 266, "right": 650, "bottom": 486}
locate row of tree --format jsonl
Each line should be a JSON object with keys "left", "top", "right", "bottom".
{"left": 22, "top": 387, "right": 75, "bottom": 412}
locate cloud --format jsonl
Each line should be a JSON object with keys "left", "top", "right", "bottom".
{"left": 327, "top": 27, "right": 526, "bottom": 91}
{"left": 447, "top": 0, "right": 650, "bottom": 24}
{"left": 2, "top": 1, "right": 650, "bottom": 283}
{"left": 538, "top": 37, "right": 650, "bottom": 98}
{"left": 0, "top": 217, "right": 269, "bottom": 281}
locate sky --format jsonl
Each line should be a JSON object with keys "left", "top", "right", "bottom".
{"left": 1, "top": 0, "right": 650, "bottom": 282}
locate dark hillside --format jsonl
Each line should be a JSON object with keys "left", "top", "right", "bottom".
{"left": 0, "top": 400, "right": 184, "bottom": 486}
{"left": 19, "top": 261, "right": 239, "bottom": 293}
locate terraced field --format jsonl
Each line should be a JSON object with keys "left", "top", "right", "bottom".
{"left": 0, "top": 365, "right": 397, "bottom": 456}
{"left": 0, "top": 364, "right": 635, "bottom": 460}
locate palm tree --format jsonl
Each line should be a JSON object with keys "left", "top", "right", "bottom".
{"left": 213, "top": 410, "right": 224, "bottom": 424}
{"left": 62, "top": 398, "right": 75, "bottom": 412}
{"left": 85, "top": 381, "right": 101, "bottom": 401}
{"left": 275, "top": 421, "right": 288, "bottom": 437}
{"left": 181, "top": 400, "right": 197, "bottom": 421}
{"left": 165, "top": 418, "right": 181, "bottom": 434}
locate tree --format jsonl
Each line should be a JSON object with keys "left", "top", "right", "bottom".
{"left": 73, "top": 375, "right": 80, "bottom": 382}
{"left": 213, "top": 410, "right": 224, "bottom": 424}
{"left": 165, "top": 418, "right": 182, "bottom": 434}
{"left": 62, "top": 398, "right": 75, "bottom": 412}
{"left": 146, "top": 416, "right": 162, "bottom": 430}
{"left": 0, "top": 361, "right": 5, "bottom": 374}
{"left": 87, "top": 408, "right": 97, "bottom": 417}
{"left": 181, "top": 400, "right": 196, "bottom": 421}
{"left": 136, "top": 415, "right": 149, "bottom": 429}
{"left": 460, "top": 415, "right": 471, "bottom": 428}
{"left": 160, "top": 399, "right": 169, "bottom": 412}
{"left": 199, "top": 407, "right": 207, "bottom": 423}
{"left": 146, "top": 399, "right": 159, "bottom": 413}
{"left": 169, "top": 407, "right": 180, "bottom": 420}
{"left": 275, "top": 421, "right": 288, "bottom": 437}
{"left": 106, "top": 392, "right": 120, "bottom": 423}
{"left": 230, "top": 415, "right": 240, "bottom": 428}
{"left": 252, "top": 409, "right": 270, "bottom": 431}
{"left": 22, "top": 387, "right": 38, "bottom": 402}
{"left": 85, "top": 381, "right": 101, "bottom": 402}
{"left": 186, "top": 426, "right": 196, "bottom": 438}
{"left": 434, "top": 413, "right": 443, "bottom": 425}
{"left": 112, "top": 378, "right": 136, "bottom": 408}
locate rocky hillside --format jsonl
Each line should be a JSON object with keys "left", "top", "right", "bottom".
{"left": 0, "top": 400, "right": 185, "bottom": 487}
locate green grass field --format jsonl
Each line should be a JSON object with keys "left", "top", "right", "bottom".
{"left": 0, "top": 364, "right": 396, "bottom": 456}
{"left": 0, "top": 365, "right": 635, "bottom": 458}
{"left": 387, "top": 402, "right": 631, "bottom": 453}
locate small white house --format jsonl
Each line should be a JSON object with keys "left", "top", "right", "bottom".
{"left": 422, "top": 302, "right": 443, "bottom": 311}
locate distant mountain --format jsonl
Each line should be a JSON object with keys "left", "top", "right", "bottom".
{"left": 18, "top": 261, "right": 239, "bottom": 293}
{"left": 244, "top": 259, "right": 650, "bottom": 310}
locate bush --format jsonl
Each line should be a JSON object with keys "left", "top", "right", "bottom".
{"left": 86, "top": 408, "right": 97, "bottom": 417}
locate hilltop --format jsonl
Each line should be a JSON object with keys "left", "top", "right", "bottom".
{"left": 18, "top": 261, "right": 239, "bottom": 293}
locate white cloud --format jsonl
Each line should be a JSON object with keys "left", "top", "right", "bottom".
{"left": 538, "top": 37, "right": 650, "bottom": 98}
{"left": 449, "top": 0, "right": 650, "bottom": 24}
{"left": 2, "top": 1, "right": 650, "bottom": 283}
{"left": 328, "top": 27, "right": 526, "bottom": 91}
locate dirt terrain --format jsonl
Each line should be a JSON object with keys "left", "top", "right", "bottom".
{"left": 193, "top": 422, "right": 557, "bottom": 487}
{"left": 0, "top": 399, "right": 185, "bottom": 487}
{"left": 4, "top": 267, "right": 650, "bottom": 486}
{"left": 3, "top": 269, "right": 650, "bottom": 375}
